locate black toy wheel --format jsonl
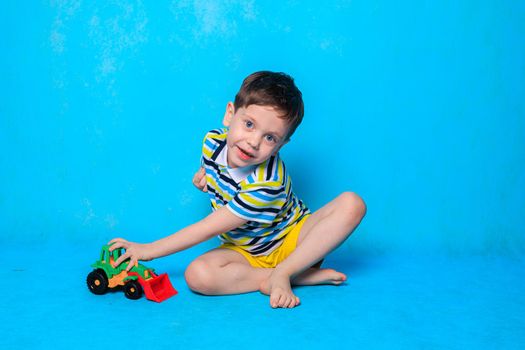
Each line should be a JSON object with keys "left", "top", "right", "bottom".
{"left": 87, "top": 269, "right": 109, "bottom": 295}
{"left": 124, "top": 280, "right": 143, "bottom": 300}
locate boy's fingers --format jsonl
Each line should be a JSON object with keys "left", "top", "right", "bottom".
{"left": 125, "top": 258, "right": 137, "bottom": 272}
{"left": 193, "top": 168, "right": 205, "bottom": 181}
{"left": 193, "top": 173, "right": 204, "bottom": 187}
{"left": 109, "top": 241, "right": 126, "bottom": 252}
{"left": 108, "top": 238, "right": 125, "bottom": 246}
{"left": 113, "top": 252, "right": 130, "bottom": 267}
{"left": 108, "top": 238, "right": 129, "bottom": 251}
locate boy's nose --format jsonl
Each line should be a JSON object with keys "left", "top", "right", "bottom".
{"left": 247, "top": 136, "right": 260, "bottom": 150}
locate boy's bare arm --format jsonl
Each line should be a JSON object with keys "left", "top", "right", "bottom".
{"left": 109, "top": 206, "right": 247, "bottom": 271}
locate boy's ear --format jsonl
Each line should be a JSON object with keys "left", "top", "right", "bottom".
{"left": 222, "top": 102, "right": 235, "bottom": 127}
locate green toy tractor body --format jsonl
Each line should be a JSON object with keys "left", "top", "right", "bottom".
{"left": 86, "top": 244, "right": 177, "bottom": 302}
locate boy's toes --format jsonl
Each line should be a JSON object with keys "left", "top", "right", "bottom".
{"left": 282, "top": 296, "right": 291, "bottom": 308}
{"left": 286, "top": 297, "right": 296, "bottom": 308}
{"left": 290, "top": 296, "right": 300, "bottom": 308}
{"left": 271, "top": 293, "right": 287, "bottom": 308}
{"left": 278, "top": 295, "right": 288, "bottom": 308}
{"left": 270, "top": 292, "right": 300, "bottom": 308}
{"left": 270, "top": 293, "right": 281, "bottom": 308}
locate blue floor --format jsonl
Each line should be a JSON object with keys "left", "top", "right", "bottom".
{"left": 1, "top": 241, "right": 524, "bottom": 349}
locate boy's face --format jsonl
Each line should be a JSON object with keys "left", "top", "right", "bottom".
{"left": 223, "top": 102, "right": 290, "bottom": 168}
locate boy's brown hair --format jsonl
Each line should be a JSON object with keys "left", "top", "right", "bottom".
{"left": 234, "top": 71, "right": 304, "bottom": 140}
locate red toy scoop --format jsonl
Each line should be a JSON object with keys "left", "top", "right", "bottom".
{"left": 129, "top": 271, "right": 178, "bottom": 302}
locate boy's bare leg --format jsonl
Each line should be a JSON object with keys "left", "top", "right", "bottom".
{"left": 184, "top": 248, "right": 270, "bottom": 295}
{"left": 260, "top": 192, "right": 366, "bottom": 308}
{"left": 185, "top": 249, "right": 351, "bottom": 296}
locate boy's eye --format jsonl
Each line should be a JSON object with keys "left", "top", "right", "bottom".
{"left": 265, "top": 135, "right": 276, "bottom": 143}
{"left": 245, "top": 120, "right": 254, "bottom": 128}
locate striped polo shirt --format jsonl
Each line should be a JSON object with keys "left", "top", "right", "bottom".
{"left": 201, "top": 128, "right": 310, "bottom": 256}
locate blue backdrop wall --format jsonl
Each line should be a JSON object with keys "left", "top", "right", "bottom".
{"left": 1, "top": 1, "right": 524, "bottom": 255}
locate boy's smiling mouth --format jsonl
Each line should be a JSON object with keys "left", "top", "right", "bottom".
{"left": 237, "top": 146, "right": 254, "bottom": 161}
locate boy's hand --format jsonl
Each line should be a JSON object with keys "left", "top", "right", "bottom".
{"left": 192, "top": 167, "right": 208, "bottom": 192}
{"left": 108, "top": 238, "right": 154, "bottom": 272}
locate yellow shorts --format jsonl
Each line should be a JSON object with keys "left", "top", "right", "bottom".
{"left": 220, "top": 215, "right": 310, "bottom": 268}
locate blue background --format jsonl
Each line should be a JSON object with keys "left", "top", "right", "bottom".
{"left": 1, "top": 1, "right": 524, "bottom": 349}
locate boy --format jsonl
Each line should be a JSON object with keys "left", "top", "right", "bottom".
{"left": 109, "top": 71, "right": 366, "bottom": 308}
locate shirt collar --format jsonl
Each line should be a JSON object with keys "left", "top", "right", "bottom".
{"left": 215, "top": 144, "right": 256, "bottom": 183}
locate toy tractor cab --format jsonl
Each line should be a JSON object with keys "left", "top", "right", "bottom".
{"left": 86, "top": 244, "right": 177, "bottom": 302}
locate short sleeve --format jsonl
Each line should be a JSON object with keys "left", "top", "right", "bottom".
{"left": 226, "top": 183, "right": 288, "bottom": 223}
{"left": 202, "top": 130, "right": 216, "bottom": 158}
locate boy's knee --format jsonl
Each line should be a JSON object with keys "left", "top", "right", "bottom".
{"left": 338, "top": 191, "right": 367, "bottom": 221}
{"left": 184, "top": 260, "right": 216, "bottom": 295}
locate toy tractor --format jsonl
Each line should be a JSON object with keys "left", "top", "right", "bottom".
{"left": 86, "top": 244, "right": 177, "bottom": 302}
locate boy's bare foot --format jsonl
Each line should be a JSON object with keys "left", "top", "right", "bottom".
{"left": 293, "top": 268, "right": 347, "bottom": 286}
{"left": 259, "top": 268, "right": 347, "bottom": 308}
{"left": 260, "top": 272, "right": 300, "bottom": 308}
